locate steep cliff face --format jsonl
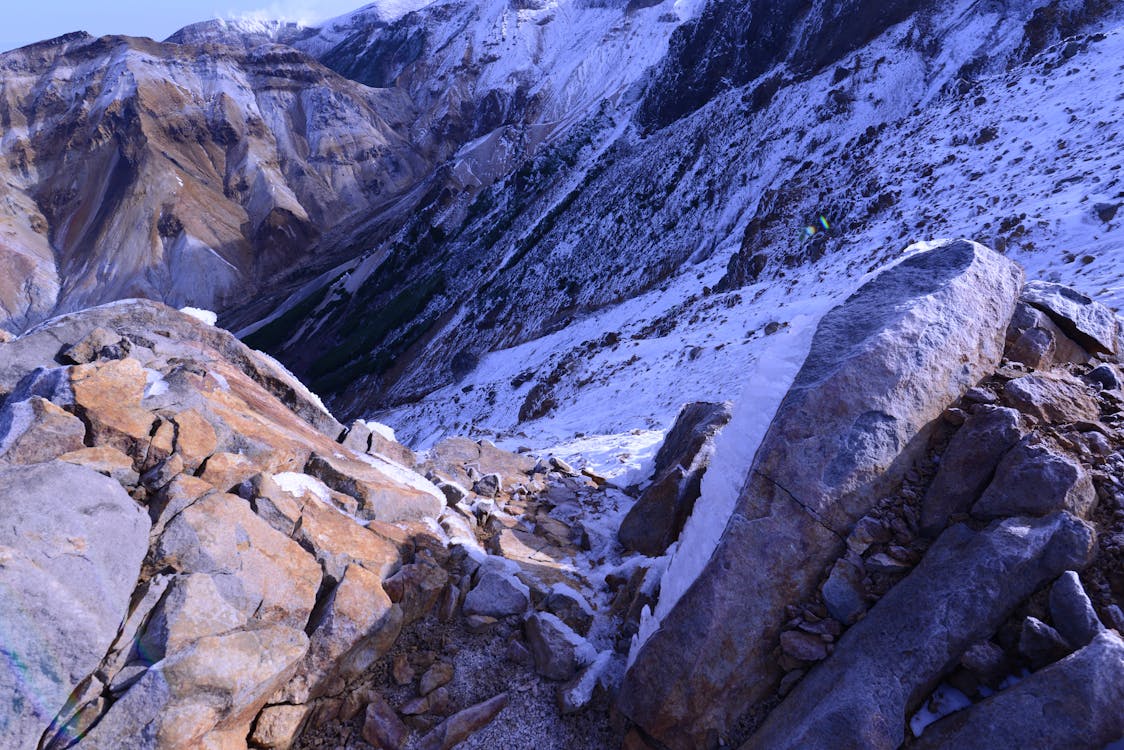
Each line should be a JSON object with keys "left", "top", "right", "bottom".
{"left": 0, "top": 31, "right": 427, "bottom": 330}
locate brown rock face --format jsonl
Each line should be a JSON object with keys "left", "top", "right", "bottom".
{"left": 0, "top": 33, "right": 429, "bottom": 331}
{"left": 618, "top": 241, "right": 1024, "bottom": 749}
{"left": 0, "top": 396, "right": 87, "bottom": 463}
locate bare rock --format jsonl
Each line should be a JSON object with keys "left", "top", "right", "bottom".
{"left": 543, "top": 584, "right": 596, "bottom": 635}
{"left": 1021, "top": 280, "right": 1121, "bottom": 355}
{"left": 383, "top": 558, "right": 448, "bottom": 625}
{"left": 779, "top": 630, "right": 829, "bottom": 663}
{"left": 1049, "top": 570, "right": 1105, "bottom": 648}
{"left": 920, "top": 406, "right": 1023, "bottom": 535}
{"left": 1019, "top": 616, "right": 1073, "bottom": 669}
{"left": 362, "top": 693, "right": 408, "bottom": 750}
{"left": 1004, "top": 300, "right": 1089, "bottom": 368}
{"left": 417, "top": 692, "right": 509, "bottom": 750}
{"left": 913, "top": 631, "right": 1124, "bottom": 749}
{"left": 619, "top": 402, "right": 732, "bottom": 555}
{"left": 305, "top": 451, "right": 444, "bottom": 523}
{"left": 972, "top": 438, "right": 1096, "bottom": 520}
{"left": 1003, "top": 372, "right": 1100, "bottom": 424}
{"left": 58, "top": 445, "right": 140, "bottom": 486}
{"left": 59, "top": 326, "right": 130, "bottom": 365}
{"left": 821, "top": 554, "right": 868, "bottom": 624}
{"left": 419, "top": 662, "right": 455, "bottom": 696}
{"left": 0, "top": 462, "right": 150, "bottom": 750}
{"left": 0, "top": 395, "right": 88, "bottom": 464}
{"left": 619, "top": 240, "right": 1024, "bottom": 749}
{"left": 275, "top": 563, "right": 398, "bottom": 704}
{"left": 462, "top": 570, "right": 530, "bottom": 618}
{"left": 250, "top": 704, "right": 310, "bottom": 750}
{"left": 743, "top": 512, "right": 1096, "bottom": 750}
{"left": 525, "top": 612, "right": 598, "bottom": 681}
{"left": 473, "top": 472, "right": 502, "bottom": 497}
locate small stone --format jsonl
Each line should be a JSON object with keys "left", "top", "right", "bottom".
{"left": 417, "top": 693, "right": 509, "bottom": 750}
{"left": 550, "top": 456, "right": 578, "bottom": 476}
{"left": 1049, "top": 571, "right": 1105, "bottom": 648}
{"left": 473, "top": 473, "right": 502, "bottom": 497}
{"left": 1094, "top": 202, "right": 1119, "bottom": 222}
{"left": 822, "top": 556, "right": 868, "bottom": 624}
{"left": 778, "top": 669, "right": 806, "bottom": 697}
{"left": 506, "top": 639, "right": 533, "bottom": 665}
{"left": 464, "top": 615, "right": 498, "bottom": 633}
{"left": 361, "top": 697, "right": 406, "bottom": 750}
{"left": 436, "top": 584, "right": 460, "bottom": 623}
{"left": 419, "top": 662, "right": 454, "bottom": 696}
{"left": 525, "top": 612, "right": 598, "bottom": 681}
{"left": 845, "top": 516, "right": 891, "bottom": 555}
{"left": 779, "top": 630, "right": 829, "bottom": 662}
{"left": 1085, "top": 364, "right": 1121, "bottom": 390}
{"left": 462, "top": 570, "right": 529, "bottom": 618}
{"left": 392, "top": 654, "right": 414, "bottom": 686}
{"left": 436, "top": 481, "right": 469, "bottom": 506}
{"left": 250, "top": 704, "right": 309, "bottom": 750}
{"left": 427, "top": 686, "right": 453, "bottom": 716}
{"left": 959, "top": 641, "right": 1007, "bottom": 685}
{"left": 1019, "top": 616, "right": 1072, "bottom": 669}
{"left": 864, "top": 552, "right": 911, "bottom": 574}
{"left": 543, "top": 585, "right": 596, "bottom": 636}
{"left": 400, "top": 696, "right": 429, "bottom": 716}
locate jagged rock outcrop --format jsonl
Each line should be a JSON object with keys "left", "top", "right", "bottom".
{"left": 618, "top": 240, "right": 1024, "bottom": 749}
{"left": 742, "top": 513, "right": 1095, "bottom": 749}
{"left": 0, "top": 300, "right": 445, "bottom": 749}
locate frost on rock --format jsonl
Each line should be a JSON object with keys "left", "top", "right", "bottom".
{"left": 631, "top": 309, "right": 826, "bottom": 658}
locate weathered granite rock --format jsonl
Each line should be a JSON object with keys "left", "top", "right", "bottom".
{"left": 1003, "top": 372, "right": 1100, "bottom": 424}
{"left": 1021, "top": 280, "right": 1120, "bottom": 355}
{"left": 0, "top": 300, "right": 342, "bottom": 436}
{"left": 305, "top": 451, "right": 444, "bottom": 523}
{"left": 75, "top": 626, "right": 308, "bottom": 750}
{"left": 463, "top": 570, "right": 531, "bottom": 618}
{"left": 0, "top": 462, "right": 150, "bottom": 750}
{"left": 1004, "top": 300, "right": 1090, "bottom": 368}
{"left": 1019, "top": 616, "right": 1072, "bottom": 669}
{"left": 361, "top": 693, "right": 408, "bottom": 750}
{"left": 249, "top": 704, "right": 310, "bottom": 750}
{"left": 742, "top": 513, "right": 1095, "bottom": 750}
{"left": 618, "top": 241, "right": 1024, "bottom": 749}
{"left": 1049, "top": 570, "right": 1105, "bottom": 648}
{"left": 913, "top": 631, "right": 1124, "bottom": 749}
{"left": 417, "top": 693, "right": 509, "bottom": 750}
{"left": 972, "top": 439, "right": 1096, "bottom": 520}
{"left": 0, "top": 395, "right": 87, "bottom": 463}
{"left": 619, "top": 402, "right": 732, "bottom": 555}
{"left": 275, "top": 563, "right": 397, "bottom": 704}
{"left": 920, "top": 406, "right": 1024, "bottom": 535}
{"left": 525, "top": 612, "right": 598, "bottom": 681}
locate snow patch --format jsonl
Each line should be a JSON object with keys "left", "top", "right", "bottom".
{"left": 274, "top": 471, "right": 333, "bottom": 503}
{"left": 178, "top": 306, "right": 218, "bottom": 326}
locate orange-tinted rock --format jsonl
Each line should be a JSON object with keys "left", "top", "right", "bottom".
{"left": 172, "top": 409, "right": 218, "bottom": 471}
{"left": 68, "top": 358, "right": 155, "bottom": 456}
{"left": 305, "top": 452, "right": 443, "bottom": 524}
{"left": 152, "top": 491, "right": 321, "bottom": 630}
{"left": 58, "top": 445, "right": 140, "bottom": 487}
{"left": 199, "top": 451, "right": 259, "bottom": 492}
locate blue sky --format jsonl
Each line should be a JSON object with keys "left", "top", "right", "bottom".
{"left": 1, "top": 1, "right": 365, "bottom": 53}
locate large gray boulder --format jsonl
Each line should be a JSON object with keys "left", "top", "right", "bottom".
{"left": 0, "top": 462, "right": 150, "bottom": 750}
{"left": 618, "top": 241, "right": 1024, "bottom": 749}
{"left": 913, "top": 630, "right": 1124, "bottom": 749}
{"left": 743, "top": 512, "right": 1095, "bottom": 750}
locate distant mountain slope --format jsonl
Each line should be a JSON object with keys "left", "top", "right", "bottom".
{"left": 0, "top": 32, "right": 427, "bottom": 329}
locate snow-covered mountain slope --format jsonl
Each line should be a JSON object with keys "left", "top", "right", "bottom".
{"left": 0, "top": 32, "right": 428, "bottom": 330}
{"left": 229, "top": 0, "right": 1123, "bottom": 454}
